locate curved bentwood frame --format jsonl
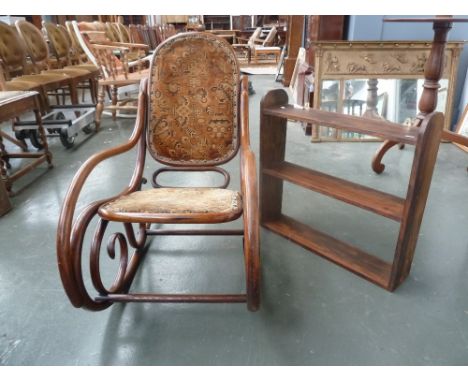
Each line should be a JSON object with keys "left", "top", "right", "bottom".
{"left": 56, "top": 33, "right": 260, "bottom": 312}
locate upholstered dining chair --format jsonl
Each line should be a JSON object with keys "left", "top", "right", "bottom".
{"left": 57, "top": 32, "right": 260, "bottom": 312}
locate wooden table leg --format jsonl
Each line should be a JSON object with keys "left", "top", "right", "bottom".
{"left": 371, "top": 18, "right": 453, "bottom": 174}
{"left": 0, "top": 126, "right": 11, "bottom": 187}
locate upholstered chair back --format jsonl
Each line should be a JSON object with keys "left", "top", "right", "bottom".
{"left": 148, "top": 33, "right": 240, "bottom": 166}
{"left": 43, "top": 22, "right": 71, "bottom": 64}
{"left": 15, "top": 20, "right": 51, "bottom": 70}
{"left": 0, "top": 22, "right": 28, "bottom": 78}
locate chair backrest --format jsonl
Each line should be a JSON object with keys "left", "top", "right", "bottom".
{"left": 151, "top": 26, "right": 161, "bottom": 47}
{"left": 138, "top": 25, "right": 150, "bottom": 47}
{"left": 153, "top": 25, "right": 164, "bottom": 46}
{"left": 0, "top": 21, "right": 30, "bottom": 79}
{"left": 128, "top": 24, "right": 140, "bottom": 43}
{"left": 105, "top": 22, "right": 120, "bottom": 42}
{"left": 43, "top": 21, "right": 71, "bottom": 66}
{"left": 15, "top": 20, "right": 51, "bottom": 72}
{"left": 73, "top": 21, "right": 132, "bottom": 81}
{"left": 247, "top": 27, "right": 262, "bottom": 46}
{"left": 262, "top": 26, "right": 277, "bottom": 46}
{"left": 116, "top": 22, "right": 131, "bottom": 43}
{"left": 57, "top": 24, "right": 82, "bottom": 64}
{"left": 65, "top": 21, "right": 86, "bottom": 59}
{"left": 145, "top": 25, "right": 157, "bottom": 49}
{"left": 165, "top": 24, "right": 177, "bottom": 38}
{"left": 148, "top": 32, "right": 240, "bottom": 166}
{"left": 70, "top": 21, "right": 99, "bottom": 67}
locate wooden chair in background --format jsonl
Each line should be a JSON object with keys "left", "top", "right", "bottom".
{"left": 232, "top": 27, "right": 262, "bottom": 63}
{"left": 57, "top": 32, "right": 260, "bottom": 312}
{"left": 42, "top": 21, "right": 100, "bottom": 103}
{"left": 249, "top": 26, "right": 282, "bottom": 64}
{"left": 70, "top": 21, "right": 149, "bottom": 127}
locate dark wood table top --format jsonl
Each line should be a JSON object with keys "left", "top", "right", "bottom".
{"left": 0, "top": 91, "right": 39, "bottom": 107}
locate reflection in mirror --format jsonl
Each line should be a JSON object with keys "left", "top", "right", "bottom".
{"left": 318, "top": 78, "right": 449, "bottom": 141}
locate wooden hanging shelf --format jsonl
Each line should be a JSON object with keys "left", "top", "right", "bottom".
{"left": 260, "top": 89, "right": 444, "bottom": 291}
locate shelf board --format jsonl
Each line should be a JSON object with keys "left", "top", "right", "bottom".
{"left": 262, "top": 104, "right": 419, "bottom": 144}
{"left": 263, "top": 214, "right": 392, "bottom": 289}
{"left": 263, "top": 161, "right": 405, "bottom": 222}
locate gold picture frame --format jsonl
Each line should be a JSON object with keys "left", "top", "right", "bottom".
{"left": 311, "top": 41, "right": 464, "bottom": 142}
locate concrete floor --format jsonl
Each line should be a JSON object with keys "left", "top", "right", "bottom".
{"left": 0, "top": 75, "right": 468, "bottom": 365}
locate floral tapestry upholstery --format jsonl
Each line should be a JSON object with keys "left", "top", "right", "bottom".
{"left": 98, "top": 188, "right": 243, "bottom": 223}
{"left": 148, "top": 33, "right": 240, "bottom": 166}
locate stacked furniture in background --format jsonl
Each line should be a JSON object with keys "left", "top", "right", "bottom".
{"left": 70, "top": 21, "right": 150, "bottom": 127}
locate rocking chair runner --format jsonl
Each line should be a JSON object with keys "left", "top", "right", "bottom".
{"left": 57, "top": 32, "right": 260, "bottom": 312}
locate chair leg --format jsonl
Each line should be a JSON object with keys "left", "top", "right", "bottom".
{"left": 95, "top": 85, "right": 105, "bottom": 130}
{"left": 371, "top": 139, "right": 399, "bottom": 174}
{"left": 90, "top": 79, "right": 97, "bottom": 104}
{"left": 111, "top": 86, "right": 118, "bottom": 121}
{"left": 69, "top": 82, "right": 79, "bottom": 105}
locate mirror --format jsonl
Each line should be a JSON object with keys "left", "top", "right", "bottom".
{"left": 312, "top": 41, "right": 463, "bottom": 142}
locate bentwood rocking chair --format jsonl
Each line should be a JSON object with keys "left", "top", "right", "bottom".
{"left": 57, "top": 32, "right": 260, "bottom": 312}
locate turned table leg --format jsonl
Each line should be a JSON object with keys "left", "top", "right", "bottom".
{"left": 371, "top": 18, "right": 453, "bottom": 174}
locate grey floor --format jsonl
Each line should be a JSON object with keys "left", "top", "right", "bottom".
{"left": 1, "top": 75, "right": 468, "bottom": 365}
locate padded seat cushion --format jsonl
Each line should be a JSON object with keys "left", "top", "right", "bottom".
{"left": 98, "top": 187, "right": 243, "bottom": 224}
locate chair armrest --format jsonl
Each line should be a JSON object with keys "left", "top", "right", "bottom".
{"left": 114, "top": 42, "right": 150, "bottom": 50}
{"left": 56, "top": 79, "right": 148, "bottom": 307}
{"left": 59, "top": 78, "right": 147, "bottom": 223}
{"left": 239, "top": 75, "right": 258, "bottom": 217}
{"left": 89, "top": 43, "right": 130, "bottom": 53}
{"left": 94, "top": 41, "right": 149, "bottom": 50}
{"left": 239, "top": 75, "right": 260, "bottom": 309}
